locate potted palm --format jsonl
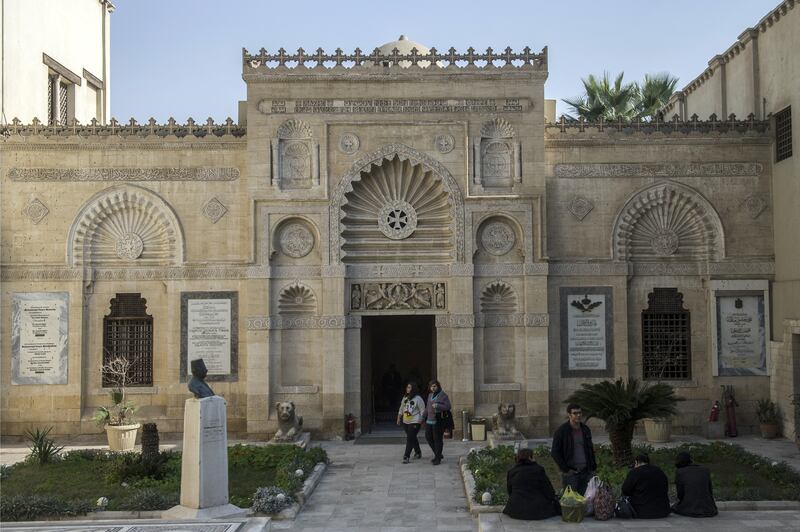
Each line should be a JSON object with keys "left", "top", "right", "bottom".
{"left": 756, "top": 399, "right": 780, "bottom": 439}
{"left": 566, "top": 378, "right": 683, "bottom": 466}
{"left": 93, "top": 356, "right": 140, "bottom": 451}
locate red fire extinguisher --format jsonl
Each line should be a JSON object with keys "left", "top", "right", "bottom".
{"left": 722, "top": 385, "right": 738, "bottom": 437}
{"left": 345, "top": 413, "right": 357, "bottom": 440}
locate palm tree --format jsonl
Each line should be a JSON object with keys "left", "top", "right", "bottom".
{"left": 565, "top": 378, "right": 682, "bottom": 466}
{"left": 634, "top": 72, "right": 679, "bottom": 119}
{"left": 562, "top": 72, "right": 638, "bottom": 121}
{"left": 563, "top": 71, "right": 679, "bottom": 121}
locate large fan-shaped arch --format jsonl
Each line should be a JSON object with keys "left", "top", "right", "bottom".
{"left": 68, "top": 185, "right": 184, "bottom": 266}
{"left": 612, "top": 181, "right": 724, "bottom": 261}
{"left": 332, "top": 144, "right": 464, "bottom": 264}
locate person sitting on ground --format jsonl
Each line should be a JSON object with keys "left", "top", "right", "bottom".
{"left": 621, "top": 453, "right": 671, "bottom": 519}
{"left": 502, "top": 448, "right": 561, "bottom": 520}
{"left": 672, "top": 451, "right": 718, "bottom": 517}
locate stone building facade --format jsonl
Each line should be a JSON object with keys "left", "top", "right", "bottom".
{"left": 1, "top": 16, "right": 795, "bottom": 439}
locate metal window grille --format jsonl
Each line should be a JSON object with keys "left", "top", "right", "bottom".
{"left": 58, "top": 82, "right": 68, "bottom": 125}
{"left": 103, "top": 293, "right": 153, "bottom": 387}
{"left": 47, "top": 76, "right": 55, "bottom": 124}
{"left": 642, "top": 288, "right": 691, "bottom": 380}
{"left": 775, "top": 106, "right": 792, "bottom": 162}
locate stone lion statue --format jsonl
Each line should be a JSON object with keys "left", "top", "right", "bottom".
{"left": 272, "top": 401, "right": 303, "bottom": 442}
{"left": 492, "top": 403, "right": 522, "bottom": 439}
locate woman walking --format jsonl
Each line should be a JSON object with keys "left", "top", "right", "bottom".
{"left": 396, "top": 382, "right": 425, "bottom": 463}
{"left": 422, "top": 379, "right": 451, "bottom": 465}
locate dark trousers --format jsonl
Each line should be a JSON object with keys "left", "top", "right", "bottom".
{"left": 424, "top": 422, "right": 444, "bottom": 460}
{"left": 562, "top": 470, "right": 592, "bottom": 495}
{"left": 403, "top": 423, "right": 421, "bottom": 459}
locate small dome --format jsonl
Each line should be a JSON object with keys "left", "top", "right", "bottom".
{"left": 376, "top": 35, "right": 435, "bottom": 68}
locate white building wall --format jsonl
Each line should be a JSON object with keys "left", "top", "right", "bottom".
{"left": 0, "top": 0, "right": 112, "bottom": 124}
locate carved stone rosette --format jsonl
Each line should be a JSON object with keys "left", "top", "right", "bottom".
{"left": 351, "top": 282, "right": 445, "bottom": 310}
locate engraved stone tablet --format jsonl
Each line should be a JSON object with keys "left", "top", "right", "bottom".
{"left": 716, "top": 295, "right": 767, "bottom": 376}
{"left": 12, "top": 292, "right": 69, "bottom": 384}
{"left": 560, "top": 287, "right": 614, "bottom": 377}
{"left": 181, "top": 292, "right": 238, "bottom": 382}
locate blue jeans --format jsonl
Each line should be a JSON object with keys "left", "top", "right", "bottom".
{"left": 562, "top": 470, "right": 592, "bottom": 495}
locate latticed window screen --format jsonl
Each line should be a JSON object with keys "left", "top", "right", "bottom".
{"left": 58, "top": 82, "right": 68, "bottom": 125}
{"left": 642, "top": 288, "right": 691, "bottom": 380}
{"left": 47, "top": 76, "right": 55, "bottom": 124}
{"left": 775, "top": 106, "right": 792, "bottom": 162}
{"left": 103, "top": 293, "right": 153, "bottom": 387}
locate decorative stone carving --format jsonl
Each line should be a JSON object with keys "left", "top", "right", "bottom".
{"left": 68, "top": 185, "right": 184, "bottom": 266}
{"left": 360, "top": 282, "right": 441, "bottom": 310}
{"left": 378, "top": 200, "right": 418, "bottom": 240}
{"left": 202, "top": 197, "right": 228, "bottom": 224}
{"left": 272, "top": 401, "right": 304, "bottom": 443}
{"left": 338, "top": 145, "right": 463, "bottom": 263}
{"left": 332, "top": 143, "right": 465, "bottom": 264}
{"left": 338, "top": 133, "right": 360, "bottom": 154}
{"left": 351, "top": 284, "right": 362, "bottom": 309}
{"left": 480, "top": 220, "right": 516, "bottom": 256}
{"left": 278, "top": 284, "right": 317, "bottom": 314}
{"left": 9, "top": 167, "right": 240, "bottom": 182}
{"left": 273, "top": 119, "right": 318, "bottom": 189}
{"left": 480, "top": 281, "right": 517, "bottom": 313}
{"left": 741, "top": 194, "right": 767, "bottom": 219}
{"left": 22, "top": 198, "right": 49, "bottom": 224}
{"left": 114, "top": 233, "right": 144, "bottom": 260}
{"left": 568, "top": 196, "right": 594, "bottom": 221}
{"left": 613, "top": 181, "right": 724, "bottom": 261}
{"left": 554, "top": 162, "right": 764, "bottom": 178}
{"left": 434, "top": 314, "right": 476, "bottom": 328}
{"left": 476, "top": 313, "right": 525, "bottom": 327}
{"left": 492, "top": 403, "right": 522, "bottom": 440}
{"left": 474, "top": 119, "right": 520, "bottom": 187}
{"left": 434, "top": 133, "right": 455, "bottom": 153}
{"left": 278, "top": 223, "right": 314, "bottom": 258}
{"left": 525, "top": 313, "right": 550, "bottom": 327}
{"left": 246, "top": 315, "right": 361, "bottom": 330}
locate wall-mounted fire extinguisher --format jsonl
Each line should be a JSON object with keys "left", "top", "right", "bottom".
{"left": 345, "top": 413, "right": 357, "bottom": 440}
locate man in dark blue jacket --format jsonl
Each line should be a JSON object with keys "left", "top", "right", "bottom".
{"left": 551, "top": 403, "right": 597, "bottom": 495}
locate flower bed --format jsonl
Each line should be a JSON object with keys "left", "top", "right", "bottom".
{"left": 0, "top": 444, "right": 328, "bottom": 521}
{"left": 464, "top": 442, "right": 800, "bottom": 506}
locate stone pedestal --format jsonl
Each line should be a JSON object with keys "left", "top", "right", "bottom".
{"left": 163, "top": 396, "right": 246, "bottom": 520}
{"left": 488, "top": 431, "right": 525, "bottom": 449}
{"left": 267, "top": 431, "right": 311, "bottom": 449}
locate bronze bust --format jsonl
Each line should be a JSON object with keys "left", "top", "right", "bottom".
{"left": 188, "top": 358, "right": 215, "bottom": 398}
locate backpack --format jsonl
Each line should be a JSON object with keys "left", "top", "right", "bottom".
{"left": 593, "top": 481, "right": 615, "bottom": 521}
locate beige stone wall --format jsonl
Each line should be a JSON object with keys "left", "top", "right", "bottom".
{"left": 770, "top": 322, "right": 800, "bottom": 439}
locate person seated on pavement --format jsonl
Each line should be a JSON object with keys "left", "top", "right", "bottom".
{"left": 502, "top": 448, "right": 561, "bottom": 520}
{"left": 621, "top": 453, "right": 671, "bottom": 519}
{"left": 672, "top": 451, "right": 718, "bottom": 517}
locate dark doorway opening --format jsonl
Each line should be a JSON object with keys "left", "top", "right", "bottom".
{"left": 360, "top": 315, "right": 436, "bottom": 433}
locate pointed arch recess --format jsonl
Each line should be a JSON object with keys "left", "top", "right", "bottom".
{"left": 330, "top": 143, "right": 465, "bottom": 264}
{"left": 612, "top": 181, "right": 725, "bottom": 262}
{"left": 68, "top": 185, "right": 185, "bottom": 267}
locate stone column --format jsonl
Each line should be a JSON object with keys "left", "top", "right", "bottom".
{"left": 320, "top": 267, "right": 346, "bottom": 436}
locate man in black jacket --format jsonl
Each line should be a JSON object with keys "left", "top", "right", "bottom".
{"left": 503, "top": 448, "right": 561, "bottom": 520}
{"left": 550, "top": 403, "right": 597, "bottom": 495}
{"left": 672, "top": 452, "right": 718, "bottom": 517}
{"left": 621, "top": 453, "right": 671, "bottom": 519}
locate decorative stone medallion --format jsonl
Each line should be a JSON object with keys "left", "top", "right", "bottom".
{"left": 434, "top": 133, "right": 455, "bottom": 154}
{"left": 202, "top": 197, "right": 228, "bottom": 224}
{"left": 742, "top": 194, "right": 767, "bottom": 219}
{"left": 22, "top": 198, "right": 49, "bottom": 224}
{"left": 650, "top": 230, "right": 679, "bottom": 256}
{"left": 339, "top": 133, "right": 360, "bottom": 155}
{"left": 378, "top": 200, "right": 418, "bottom": 240}
{"left": 115, "top": 232, "right": 144, "bottom": 260}
{"left": 569, "top": 196, "right": 594, "bottom": 221}
{"left": 481, "top": 221, "right": 516, "bottom": 256}
{"left": 279, "top": 223, "right": 314, "bottom": 258}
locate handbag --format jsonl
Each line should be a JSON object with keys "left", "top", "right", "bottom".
{"left": 436, "top": 409, "right": 455, "bottom": 430}
{"left": 614, "top": 496, "right": 637, "bottom": 519}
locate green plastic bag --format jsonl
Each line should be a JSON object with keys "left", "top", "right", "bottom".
{"left": 560, "top": 486, "right": 586, "bottom": 523}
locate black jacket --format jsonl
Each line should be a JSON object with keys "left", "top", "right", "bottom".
{"left": 502, "top": 461, "right": 561, "bottom": 520}
{"left": 550, "top": 421, "right": 597, "bottom": 473}
{"left": 621, "top": 464, "right": 671, "bottom": 519}
{"left": 673, "top": 464, "right": 718, "bottom": 517}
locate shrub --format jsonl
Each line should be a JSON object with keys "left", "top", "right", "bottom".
{"left": 106, "top": 450, "right": 179, "bottom": 484}
{"left": 24, "top": 426, "right": 64, "bottom": 465}
{"left": 118, "top": 488, "right": 178, "bottom": 511}
{"left": 0, "top": 495, "right": 92, "bottom": 521}
{"left": 251, "top": 486, "right": 294, "bottom": 515}
{"left": 756, "top": 399, "right": 780, "bottom": 424}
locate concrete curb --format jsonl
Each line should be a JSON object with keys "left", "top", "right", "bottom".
{"left": 459, "top": 456, "right": 505, "bottom": 516}
{"left": 0, "top": 517, "right": 270, "bottom": 531}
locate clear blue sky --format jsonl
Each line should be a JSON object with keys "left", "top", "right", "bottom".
{"left": 111, "top": 0, "right": 779, "bottom": 122}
